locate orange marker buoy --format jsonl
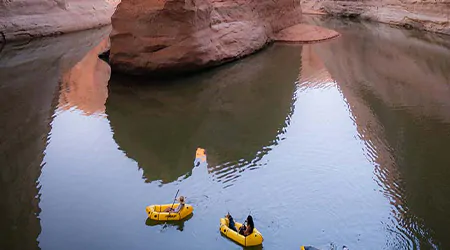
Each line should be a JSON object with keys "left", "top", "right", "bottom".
{"left": 195, "top": 148, "right": 207, "bottom": 162}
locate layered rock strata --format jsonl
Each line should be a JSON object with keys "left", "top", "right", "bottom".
{"left": 0, "top": 0, "right": 119, "bottom": 41}
{"left": 301, "top": 0, "right": 450, "bottom": 34}
{"left": 110, "top": 0, "right": 302, "bottom": 75}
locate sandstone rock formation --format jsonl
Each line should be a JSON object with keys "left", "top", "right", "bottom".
{"left": 0, "top": 0, "right": 119, "bottom": 41}
{"left": 274, "top": 23, "right": 339, "bottom": 43}
{"left": 301, "top": 0, "right": 450, "bottom": 34}
{"left": 110, "top": 0, "right": 302, "bottom": 75}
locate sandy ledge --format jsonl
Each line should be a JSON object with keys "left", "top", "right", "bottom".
{"left": 274, "top": 23, "right": 340, "bottom": 43}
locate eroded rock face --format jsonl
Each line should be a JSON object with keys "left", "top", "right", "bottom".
{"left": 274, "top": 23, "right": 339, "bottom": 43}
{"left": 0, "top": 0, "right": 119, "bottom": 41}
{"left": 302, "top": 0, "right": 450, "bottom": 34}
{"left": 110, "top": 0, "right": 302, "bottom": 75}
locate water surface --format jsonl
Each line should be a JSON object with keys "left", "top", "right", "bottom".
{"left": 1, "top": 18, "right": 450, "bottom": 250}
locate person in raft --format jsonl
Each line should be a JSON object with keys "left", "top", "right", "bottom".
{"left": 164, "top": 196, "right": 185, "bottom": 213}
{"left": 226, "top": 213, "right": 254, "bottom": 236}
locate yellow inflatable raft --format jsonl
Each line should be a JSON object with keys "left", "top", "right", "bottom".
{"left": 219, "top": 217, "right": 264, "bottom": 247}
{"left": 146, "top": 204, "right": 193, "bottom": 221}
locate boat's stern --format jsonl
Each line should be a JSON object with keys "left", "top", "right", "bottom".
{"left": 179, "top": 204, "right": 194, "bottom": 219}
{"left": 219, "top": 217, "right": 229, "bottom": 231}
{"left": 247, "top": 229, "right": 264, "bottom": 246}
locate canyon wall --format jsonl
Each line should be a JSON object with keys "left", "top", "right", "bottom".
{"left": 110, "top": 0, "right": 302, "bottom": 75}
{"left": 301, "top": 0, "right": 450, "bottom": 34}
{"left": 0, "top": 0, "right": 119, "bottom": 41}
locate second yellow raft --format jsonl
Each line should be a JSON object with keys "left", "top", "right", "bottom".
{"left": 146, "top": 204, "right": 193, "bottom": 221}
{"left": 219, "top": 217, "right": 263, "bottom": 247}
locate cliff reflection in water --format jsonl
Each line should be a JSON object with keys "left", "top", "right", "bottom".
{"left": 58, "top": 38, "right": 111, "bottom": 116}
{"left": 0, "top": 27, "right": 110, "bottom": 250}
{"left": 311, "top": 18, "right": 450, "bottom": 249}
{"left": 106, "top": 44, "right": 301, "bottom": 185}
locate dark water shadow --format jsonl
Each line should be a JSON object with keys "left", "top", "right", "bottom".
{"left": 145, "top": 213, "right": 194, "bottom": 232}
{"left": 106, "top": 44, "right": 302, "bottom": 185}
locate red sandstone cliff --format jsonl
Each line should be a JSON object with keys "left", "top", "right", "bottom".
{"left": 110, "top": 0, "right": 302, "bottom": 75}
{"left": 301, "top": 0, "right": 450, "bottom": 34}
{"left": 0, "top": 0, "right": 119, "bottom": 41}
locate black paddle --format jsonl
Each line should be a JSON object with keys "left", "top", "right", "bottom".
{"left": 168, "top": 189, "right": 180, "bottom": 214}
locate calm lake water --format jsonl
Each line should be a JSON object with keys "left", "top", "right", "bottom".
{"left": 1, "top": 17, "right": 450, "bottom": 250}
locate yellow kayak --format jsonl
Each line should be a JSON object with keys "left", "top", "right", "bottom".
{"left": 219, "top": 217, "right": 264, "bottom": 247}
{"left": 146, "top": 204, "right": 193, "bottom": 221}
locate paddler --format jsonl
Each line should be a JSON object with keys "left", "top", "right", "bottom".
{"left": 225, "top": 213, "right": 254, "bottom": 236}
{"left": 164, "top": 196, "right": 186, "bottom": 213}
